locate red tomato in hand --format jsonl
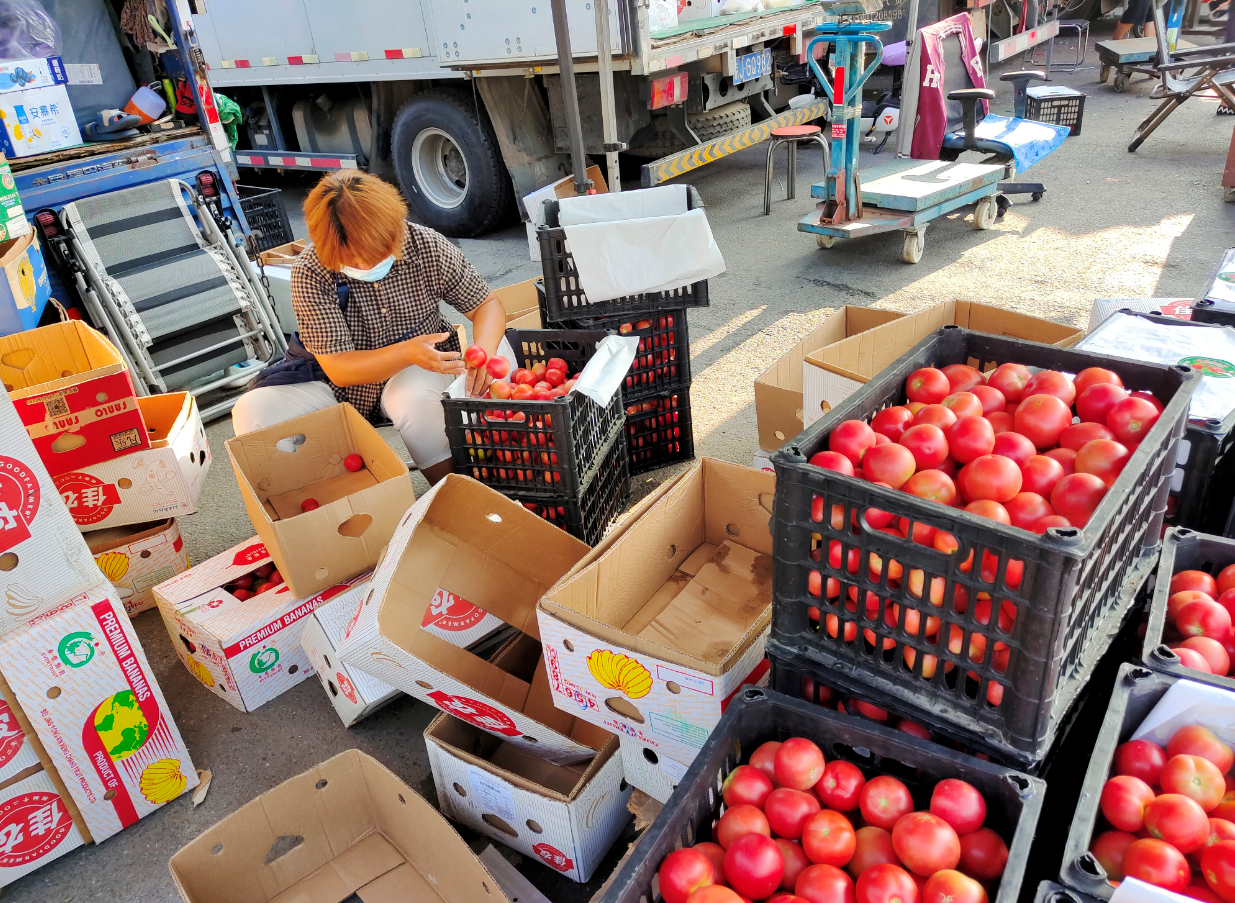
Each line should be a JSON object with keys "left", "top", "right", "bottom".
{"left": 817, "top": 761, "right": 867, "bottom": 812}
{"left": 725, "top": 834, "right": 785, "bottom": 901}
{"left": 942, "top": 392, "right": 984, "bottom": 420}
{"left": 723, "top": 765, "right": 774, "bottom": 810}
{"left": 958, "top": 828, "right": 1008, "bottom": 880}
{"left": 1091, "top": 830, "right": 1138, "bottom": 881}
{"left": 1168, "top": 726, "right": 1235, "bottom": 774}
{"left": 1074, "top": 439, "right": 1131, "bottom": 488}
{"left": 899, "top": 425, "right": 950, "bottom": 471}
{"left": 947, "top": 417, "right": 996, "bottom": 464}
{"left": 847, "top": 827, "right": 900, "bottom": 880}
{"left": 767, "top": 788, "right": 824, "bottom": 841}
{"left": 1023, "top": 370, "right": 1076, "bottom": 406}
{"left": 802, "top": 810, "right": 858, "bottom": 867}
{"left": 856, "top": 863, "right": 919, "bottom": 903}
{"left": 959, "top": 455, "right": 1022, "bottom": 504}
{"left": 942, "top": 364, "right": 986, "bottom": 393}
{"left": 717, "top": 804, "right": 772, "bottom": 849}
{"left": 860, "top": 777, "right": 914, "bottom": 830}
{"left": 991, "top": 431, "right": 1036, "bottom": 468}
{"left": 831, "top": 421, "right": 879, "bottom": 467}
{"left": 891, "top": 812, "right": 961, "bottom": 876}
{"left": 1107, "top": 397, "right": 1162, "bottom": 446}
{"left": 872, "top": 407, "right": 915, "bottom": 443}
{"left": 987, "top": 363, "right": 1031, "bottom": 403}
{"left": 777, "top": 839, "right": 813, "bottom": 891}
{"left": 930, "top": 779, "right": 987, "bottom": 835}
{"left": 796, "top": 864, "right": 857, "bottom": 903}
{"left": 1050, "top": 473, "right": 1107, "bottom": 527}
{"left": 904, "top": 470, "right": 958, "bottom": 507}
{"left": 906, "top": 369, "right": 951, "bottom": 404}
{"left": 1124, "top": 837, "right": 1191, "bottom": 891}
{"left": 921, "top": 870, "right": 987, "bottom": 903}
{"left": 1162, "top": 756, "right": 1228, "bottom": 813}
{"left": 864, "top": 444, "right": 917, "bottom": 491}
{"left": 1143, "top": 793, "right": 1212, "bottom": 852}
{"left": 775, "top": 738, "right": 827, "bottom": 791}
{"left": 660, "top": 849, "right": 718, "bottom": 903}
{"left": 1101, "top": 774, "right": 1156, "bottom": 832}
{"left": 1060, "top": 422, "right": 1117, "bottom": 451}
{"left": 1015, "top": 394, "right": 1074, "bottom": 449}
{"left": 1202, "top": 840, "right": 1235, "bottom": 901}
{"left": 1077, "top": 383, "right": 1130, "bottom": 425}
{"left": 1115, "top": 739, "right": 1169, "bottom": 786}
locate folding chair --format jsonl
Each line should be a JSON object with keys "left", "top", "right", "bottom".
{"left": 53, "top": 179, "right": 287, "bottom": 420}
{"left": 1129, "top": 0, "right": 1235, "bottom": 151}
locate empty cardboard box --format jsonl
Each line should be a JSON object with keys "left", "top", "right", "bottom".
{"left": 88, "top": 518, "right": 189, "bottom": 616}
{"left": 225, "top": 402, "right": 417, "bottom": 597}
{"left": 301, "top": 587, "right": 401, "bottom": 727}
{"left": 618, "top": 734, "right": 688, "bottom": 804}
{"left": 538, "top": 458, "right": 775, "bottom": 764}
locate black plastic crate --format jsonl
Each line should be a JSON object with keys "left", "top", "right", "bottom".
{"left": 238, "top": 185, "right": 294, "bottom": 252}
{"left": 1193, "top": 297, "right": 1235, "bottom": 327}
{"left": 1142, "top": 526, "right": 1235, "bottom": 689}
{"left": 625, "top": 387, "right": 694, "bottom": 476}
{"left": 1037, "top": 882, "right": 1103, "bottom": 903}
{"left": 1026, "top": 89, "right": 1086, "bottom": 136}
{"left": 1059, "top": 664, "right": 1218, "bottom": 899}
{"left": 599, "top": 687, "right": 1044, "bottom": 903}
{"left": 536, "top": 187, "right": 710, "bottom": 325}
{"left": 1170, "top": 412, "right": 1235, "bottom": 535}
{"left": 771, "top": 325, "right": 1199, "bottom": 765}
{"left": 510, "top": 428, "right": 630, "bottom": 546}
{"left": 442, "top": 328, "right": 624, "bottom": 498}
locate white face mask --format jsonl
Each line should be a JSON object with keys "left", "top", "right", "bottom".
{"left": 341, "top": 255, "right": 395, "bottom": 282}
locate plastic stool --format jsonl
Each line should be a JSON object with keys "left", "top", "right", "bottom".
{"left": 764, "top": 124, "right": 830, "bottom": 215}
{"left": 1032, "top": 18, "right": 1090, "bottom": 72}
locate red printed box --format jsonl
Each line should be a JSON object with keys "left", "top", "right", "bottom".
{"left": 0, "top": 321, "right": 149, "bottom": 475}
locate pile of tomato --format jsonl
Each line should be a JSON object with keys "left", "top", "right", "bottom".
{"left": 1161, "top": 566, "right": 1235, "bottom": 678}
{"left": 657, "top": 737, "right": 1010, "bottom": 903}
{"left": 222, "top": 562, "right": 283, "bottom": 601}
{"left": 1094, "top": 723, "right": 1235, "bottom": 900}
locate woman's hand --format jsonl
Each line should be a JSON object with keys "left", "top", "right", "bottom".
{"left": 466, "top": 365, "right": 493, "bottom": 398}
{"left": 402, "top": 333, "right": 466, "bottom": 376}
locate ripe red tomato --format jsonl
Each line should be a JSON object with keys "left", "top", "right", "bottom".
{"left": 685, "top": 886, "right": 744, "bottom": 903}
{"left": 777, "top": 839, "right": 813, "bottom": 892}
{"left": 904, "top": 470, "right": 958, "bottom": 508}
{"left": 872, "top": 407, "right": 915, "bottom": 443}
{"left": 1061, "top": 422, "right": 1117, "bottom": 451}
{"left": 696, "top": 843, "right": 728, "bottom": 887}
{"left": 1132, "top": 391, "right": 1165, "bottom": 413}
{"left": 1219, "top": 566, "right": 1235, "bottom": 595}
{"left": 723, "top": 765, "right": 775, "bottom": 810}
{"left": 1174, "top": 570, "right": 1222, "bottom": 598}
{"left": 859, "top": 777, "right": 914, "bottom": 830}
{"left": 1178, "top": 637, "right": 1231, "bottom": 676}
{"left": 1162, "top": 756, "right": 1228, "bottom": 812}
{"left": 1143, "top": 792, "right": 1212, "bottom": 852}
{"left": 906, "top": 369, "right": 951, "bottom": 405}
{"left": 1168, "top": 726, "right": 1235, "bottom": 774}
{"left": 947, "top": 417, "right": 996, "bottom": 464}
{"left": 811, "top": 451, "right": 857, "bottom": 477}
{"left": 896, "top": 721, "right": 932, "bottom": 741}
{"left": 1177, "top": 600, "right": 1233, "bottom": 641}
{"left": 930, "top": 779, "right": 987, "bottom": 835}
{"left": 990, "top": 431, "right": 1036, "bottom": 467}
{"left": 817, "top": 761, "right": 867, "bottom": 812}
{"left": 987, "top": 363, "right": 1031, "bottom": 403}
{"left": 1091, "top": 830, "right": 1138, "bottom": 881}
{"left": 891, "top": 812, "right": 961, "bottom": 876}
{"left": 942, "top": 365, "right": 986, "bottom": 393}
{"left": 921, "top": 870, "right": 987, "bottom": 903}
{"left": 1124, "top": 837, "right": 1191, "bottom": 891}
{"left": 847, "top": 827, "right": 899, "bottom": 880}
{"left": 964, "top": 500, "right": 1011, "bottom": 525}
{"left": 912, "top": 405, "right": 958, "bottom": 430}
{"left": 968, "top": 385, "right": 1005, "bottom": 415}
{"left": 767, "top": 788, "right": 824, "bottom": 841}
{"left": 1077, "top": 383, "right": 1130, "bottom": 424}
{"left": 1015, "top": 394, "right": 1074, "bottom": 449}
{"left": 1202, "top": 840, "right": 1235, "bottom": 902}
{"left": 942, "top": 392, "right": 984, "bottom": 420}
{"left": 985, "top": 412, "right": 1014, "bottom": 434}
{"left": 660, "top": 848, "right": 718, "bottom": 903}
{"left": 831, "top": 421, "right": 878, "bottom": 467}
{"left": 864, "top": 444, "right": 917, "bottom": 490}
{"left": 958, "top": 828, "right": 1008, "bottom": 880}
{"left": 1107, "top": 396, "right": 1162, "bottom": 446}
{"left": 796, "top": 863, "right": 857, "bottom": 903}
{"left": 1176, "top": 647, "right": 1215, "bottom": 674}
{"left": 717, "top": 804, "right": 772, "bottom": 849}
{"left": 1075, "top": 367, "right": 1124, "bottom": 395}
{"left": 1074, "top": 439, "right": 1131, "bottom": 489}
{"left": 802, "top": 810, "right": 858, "bottom": 867}
{"left": 1050, "top": 473, "right": 1107, "bottom": 527}
{"left": 1044, "top": 447, "right": 1078, "bottom": 475}
{"left": 1115, "top": 739, "right": 1169, "bottom": 786}
{"left": 899, "top": 425, "right": 950, "bottom": 471}
{"left": 959, "top": 455, "right": 1022, "bottom": 504}
{"left": 1023, "top": 370, "right": 1076, "bottom": 406}
{"left": 856, "top": 863, "right": 919, "bottom": 903}
{"left": 725, "top": 833, "right": 785, "bottom": 900}
{"left": 1101, "top": 774, "right": 1156, "bottom": 832}
{"left": 775, "top": 738, "right": 827, "bottom": 792}
{"left": 1169, "top": 591, "right": 1219, "bottom": 622}
{"left": 1004, "top": 492, "right": 1054, "bottom": 530}
{"left": 1020, "top": 454, "right": 1066, "bottom": 497}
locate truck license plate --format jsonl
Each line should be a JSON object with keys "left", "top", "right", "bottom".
{"left": 733, "top": 48, "right": 772, "bottom": 85}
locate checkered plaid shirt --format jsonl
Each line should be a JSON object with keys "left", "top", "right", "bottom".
{"left": 291, "top": 223, "right": 491, "bottom": 421}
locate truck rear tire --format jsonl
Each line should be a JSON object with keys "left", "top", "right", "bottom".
{"left": 391, "top": 89, "right": 514, "bottom": 237}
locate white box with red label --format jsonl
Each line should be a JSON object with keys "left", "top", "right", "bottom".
{"left": 87, "top": 518, "right": 189, "bottom": 617}
{"left": 300, "top": 587, "right": 399, "bottom": 727}
{"left": 53, "top": 392, "right": 210, "bottom": 532}
{"left": 426, "top": 713, "right": 631, "bottom": 884}
{"left": 154, "top": 536, "right": 370, "bottom": 713}
{"left": 0, "top": 388, "right": 109, "bottom": 636}
{"left": 420, "top": 588, "right": 505, "bottom": 649}
{"left": 617, "top": 735, "right": 689, "bottom": 805}
{"left": 0, "top": 697, "right": 39, "bottom": 789}
{"left": 0, "top": 586, "right": 197, "bottom": 842}
{"left": 0, "top": 768, "right": 86, "bottom": 888}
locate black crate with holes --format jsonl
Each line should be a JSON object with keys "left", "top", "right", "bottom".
{"left": 1025, "top": 87, "right": 1086, "bottom": 136}
{"left": 1169, "top": 410, "right": 1235, "bottom": 535}
{"left": 441, "top": 328, "right": 624, "bottom": 498}
{"left": 1037, "top": 882, "right": 1102, "bottom": 903}
{"left": 624, "top": 387, "right": 694, "bottom": 476}
{"left": 598, "top": 687, "right": 1044, "bottom": 903}
{"left": 770, "top": 326, "right": 1199, "bottom": 767}
{"left": 535, "top": 188, "right": 710, "bottom": 325}
{"left": 237, "top": 185, "right": 294, "bottom": 252}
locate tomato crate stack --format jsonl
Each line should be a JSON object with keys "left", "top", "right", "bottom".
{"left": 598, "top": 687, "right": 1045, "bottom": 903}
{"left": 440, "top": 327, "right": 629, "bottom": 543}
{"left": 768, "top": 325, "right": 1200, "bottom": 770}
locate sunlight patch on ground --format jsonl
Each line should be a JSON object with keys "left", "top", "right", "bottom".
{"left": 690, "top": 306, "right": 767, "bottom": 359}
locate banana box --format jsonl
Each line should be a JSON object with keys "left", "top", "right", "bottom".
{"left": 0, "top": 768, "right": 86, "bottom": 888}
{"left": 0, "top": 586, "right": 196, "bottom": 842}
{"left": 617, "top": 735, "right": 688, "bottom": 805}
{"left": 87, "top": 519, "right": 189, "bottom": 617}
{"left": 0, "top": 696, "right": 40, "bottom": 789}
{"left": 154, "top": 536, "right": 369, "bottom": 713}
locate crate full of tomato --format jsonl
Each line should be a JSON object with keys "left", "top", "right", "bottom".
{"left": 770, "top": 326, "right": 1200, "bottom": 768}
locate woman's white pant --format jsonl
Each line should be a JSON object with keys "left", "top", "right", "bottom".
{"left": 231, "top": 338, "right": 514, "bottom": 469}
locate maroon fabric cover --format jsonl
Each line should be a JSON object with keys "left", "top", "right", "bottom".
{"left": 910, "top": 14, "right": 988, "bottom": 160}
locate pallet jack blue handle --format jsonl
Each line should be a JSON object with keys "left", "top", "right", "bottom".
{"left": 805, "top": 25, "right": 891, "bottom": 106}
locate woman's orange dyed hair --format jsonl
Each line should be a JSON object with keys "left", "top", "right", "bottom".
{"left": 304, "top": 169, "right": 407, "bottom": 271}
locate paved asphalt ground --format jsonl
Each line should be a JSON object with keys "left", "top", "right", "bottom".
{"left": 10, "top": 20, "right": 1235, "bottom": 901}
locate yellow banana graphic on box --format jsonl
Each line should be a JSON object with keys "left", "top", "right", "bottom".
{"left": 94, "top": 551, "right": 130, "bottom": 582}
{"left": 586, "top": 649, "right": 653, "bottom": 699}
{"left": 139, "top": 758, "right": 188, "bottom": 804}
{"left": 186, "top": 657, "right": 214, "bottom": 688}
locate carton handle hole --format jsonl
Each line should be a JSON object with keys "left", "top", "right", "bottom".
{"left": 0, "top": 553, "right": 17, "bottom": 571}
{"left": 526, "top": 819, "right": 543, "bottom": 834}
{"left": 453, "top": 782, "right": 467, "bottom": 797}
{"left": 605, "top": 696, "right": 645, "bottom": 724}
{"left": 275, "top": 434, "right": 306, "bottom": 453}
{"left": 563, "top": 639, "right": 574, "bottom": 652}
{"left": 263, "top": 835, "right": 304, "bottom": 865}
{"left": 338, "top": 514, "right": 372, "bottom": 538}
{"left": 482, "top": 813, "right": 518, "bottom": 837}
{"left": 211, "top": 843, "right": 223, "bottom": 855}
{"left": 642, "top": 748, "right": 659, "bottom": 765}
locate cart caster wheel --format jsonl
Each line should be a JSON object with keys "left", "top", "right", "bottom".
{"left": 974, "top": 197, "right": 996, "bottom": 230}
{"left": 995, "top": 195, "right": 1011, "bottom": 216}
{"left": 1100, "top": 64, "right": 1110, "bottom": 83}
{"left": 1226, "top": 186, "right": 1235, "bottom": 203}
{"left": 816, "top": 234, "right": 836, "bottom": 249}
{"left": 902, "top": 230, "right": 924, "bottom": 264}
{"left": 1031, "top": 191, "right": 1044, "bottom": 202}
{"left": 1113, "top": 72, "right": 1128, "bottom": 92}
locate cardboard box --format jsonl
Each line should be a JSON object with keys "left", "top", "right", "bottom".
{"left": 337, "top": 475, "right": 608, "bottom": 765}
{"left": 753, "top": 449, "right": 774, "bottom": 473}
{"left": 0, "top": 83, "right": 82, "bottom": 159}
{"left": 0, "top": 230, "right": 48, "bottom": 336}
{"left": 1, "top": 320, "right": 149, "bottom": 475}
{"left": 225, "top": 402, "right": 417, "bottom": 598}
{"left": 300, "top": 586, "right": 401, "bottom": 727}
{"left": 256, "top": 239, "right": 306, "bottom": 268}
{"left": 802, "top": 301, "right": 1084, "bottom": 428}
{"left": 538, "top": 459, "right": 775, "bottom": 763}
{"left": 54, "top": 392, "right": 209, "bottom": 531}
{"left": 426, "top": 714, "right": 632, "bottom": 883}
{"left": 0, "top": 586, "right": 197, "bottom": 842}
{"left": 0, "top": 695, "right": 41, "bottom": 788}
{"left": 0, "top": 388, "right": 109, "bottom": 634}
{"left": 1088, "top": 297, "right": 1193, "bottom": 332}
{"left": 87, "top": 519, "right": 189, "bottom": 617}
{"left": 154, "top": 536, "right": 369, "bottom": 713}
{"left": 496, "top": 279, "right": 543, "bottom": 331}
{"left": 0, "top": 768, "right": 86, "bottom": 887}
{"left": 617, "top": 734, "right": 687, "bottom": 804}
{"left": 755, "top": 307, "right": 905, "bottom": 451}
{"left": 0, "top": 160, "right": 29, "bottom": 242}
{"left": 170, "top": 749, "right": 509, "bottom": 903}
{"left": 0, "top": 58, "right": 68, "bottom": 95}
